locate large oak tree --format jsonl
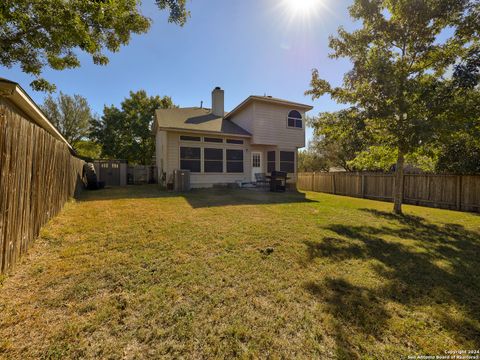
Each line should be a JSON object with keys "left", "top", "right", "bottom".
{"left": 0, "top": 0, "right": 189, "bottom": 91}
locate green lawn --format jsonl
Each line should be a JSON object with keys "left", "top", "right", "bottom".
{"left": 1, "top": 185, "right": 479, "bottom": 359}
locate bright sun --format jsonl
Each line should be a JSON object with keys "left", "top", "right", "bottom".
{"left": 285, "top": 0, "right": 322, "bottom": 16}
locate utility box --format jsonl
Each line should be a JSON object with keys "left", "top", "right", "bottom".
{"left": 174, "top": 169, "right": 191, "bottom": 192}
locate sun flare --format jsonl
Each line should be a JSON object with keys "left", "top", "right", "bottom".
{"left": 284, "top": 0, "right": 322, "bottom": 16}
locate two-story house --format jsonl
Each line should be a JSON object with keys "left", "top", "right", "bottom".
{"left": 153, "top": 87, "right": 313, "bottom": 188}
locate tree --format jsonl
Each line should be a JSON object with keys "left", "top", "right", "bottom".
{"left": 306, "top": 0, "right": 479, "bottom": 214}
{"left": 41, "top": 92, "right": 93, "bottom": 146}
{"left": 435, "top": 133, "right": 480, "bottom": 174}
{"left": 309, "top": 109, "right": 369, "bottom": 171}
{"left": 91, "top": 90, "right": 174, "bottom": 164}
{"left": 297, "top": 148, "right": 329, "bottom": 172}
{"left": 74, "top": 140, "right": 102, "bottom": 161}
{"left": 347, "top": 144, "right": 438, "bottom": 172}
{"left": 0, "top": 0, "right": 188, "bottom": 91}
{"left": 453, "top": 47, "right": 480, "bottom": 88}
{"left": 434, "top": 87, "right": 480, "bottom": 174}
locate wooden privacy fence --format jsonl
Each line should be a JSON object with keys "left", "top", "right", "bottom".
{"left": 0, "top": 97, "right": 84, "bottom": 274}
{"left": 93, "top": 161, "right": 157, "bottom": 186}
{"left": 128, "top": 165, "right": 157, "bottom": 185}
{"left": 297, "top": 172, "right": 480, "bottom": 213}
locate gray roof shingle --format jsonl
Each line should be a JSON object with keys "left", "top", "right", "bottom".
{"left": 155, "top": 107, "right": 251, "bottom": 137}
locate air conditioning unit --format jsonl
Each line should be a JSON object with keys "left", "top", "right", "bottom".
{"left": 174, "top": 169, "right": 191, "bottom": 192}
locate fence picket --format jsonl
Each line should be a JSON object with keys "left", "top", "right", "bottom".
{"left": 297, "top": 172, "right": 480, "bottom": 213}
{"left": 0, "top": 97, "right": 84, "bottom": 274}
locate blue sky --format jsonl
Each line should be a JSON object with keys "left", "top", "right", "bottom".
{"left": 1, "top": 0, "right": 357, "bottom": 146}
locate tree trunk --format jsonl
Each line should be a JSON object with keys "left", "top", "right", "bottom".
{"left": 393, "top": 150, "right": 405, "bottom": 214}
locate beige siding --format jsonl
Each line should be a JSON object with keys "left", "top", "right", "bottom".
{"left": 166, "top": 132, "right": 179, "bottom": 179}
{"left": 157, "top": 98, "right": 308, "bottom": 187}
{"left": 232, "top": 101, "right": 306, "bottom": 148}
{"left": 231, "top": 101, "right": 303, "bottom": 181}
{"left": 164, "top": 131, "right": 252, "bottom": 188}
{"left": 155, "top": 130, "right": 167, "bottom": 182}
{"left": 158, "top": 130, "right": 299, "bottom": 186}
{"left": 228, "top": 105, "right": 254, "bottom": 134}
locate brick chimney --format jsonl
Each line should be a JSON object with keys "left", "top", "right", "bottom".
{"left": 211, "top": 87, "right": 224, "bottom": 117}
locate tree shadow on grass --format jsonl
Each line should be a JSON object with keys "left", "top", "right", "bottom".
{"left": 305, "top": 277, "right": 390, "bottom": 359}
{"left": 303, "top": 209, "right": 480, "bottom": 356}
{"left": 77, "top": 185, "right": 175, "bottom": 202}
{"left": 78, "top": 185, "right": 317, "bottom": 208}
{"left": 184, "top": 188, "right": 317, "bottom": 208}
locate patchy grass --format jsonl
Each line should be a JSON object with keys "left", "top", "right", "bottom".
{"left": 0, "top": 185, "right": 479, "bottom": 359}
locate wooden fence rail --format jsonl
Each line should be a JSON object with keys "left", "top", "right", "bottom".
{"left": 297, "top": 172, "right": 480, "bottom": 213}
{"left": 0, "top": 97, "right": 84, "bottom": 274}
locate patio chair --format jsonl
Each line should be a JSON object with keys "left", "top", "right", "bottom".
{"left": 255, "top": 173, "right": 270, "bottom": 188}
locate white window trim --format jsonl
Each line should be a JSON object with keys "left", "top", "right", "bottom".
{"left": 286, "top": 110, "right": 303, "bottom": 130}
{"left": 203, "top": 147, "right": 225, "bottom": 174}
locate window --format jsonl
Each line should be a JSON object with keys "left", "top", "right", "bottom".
{"left": 252, "top": 153, "right": 261, "bottom": 168}
{"left": 267, "top": 151, "right": 276, "bottom": 173}
{"left": 226, "top": 139, "right": 244, "bottom": 144}
{"left": 180, "top": 147, "right": 201, "bottom": 172}
{"left": 226, "top": 149, "right": 244, "bottom": 173}
{"left": 204, "top": 137, "right": 223, "bottom": 143}
{"left": 280, "top": 151, "right": 295, "bottom": 173}
{"left": 204, "top": 148, "right": 223, "bottom": 173}
{"left": 287, "top": 110, "right": 303, "bottom": 129}
{"left": 180, "top": 135, "right": 201, "bottom": 142}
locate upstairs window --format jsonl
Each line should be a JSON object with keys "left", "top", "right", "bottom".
{"left": 287, "top": 110, "right": 303, "bottom": 129}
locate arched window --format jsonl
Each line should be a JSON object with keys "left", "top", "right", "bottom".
{"left": 287, "top": 110, "right": 302, "bottom": 128}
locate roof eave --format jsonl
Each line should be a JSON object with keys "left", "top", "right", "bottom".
{"left": 156, "top": 126, "right": 251, "bottom": 138}
{"left": 225, "top": 96, "right": 314, "bottom": 119}
{"left": 0, "top": 80, "right": 74, "bottom": 152}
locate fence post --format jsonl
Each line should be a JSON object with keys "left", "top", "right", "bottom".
{"left": 312, "top": 172, "right": 315, "bottom": 191}
{"left": 361, "top": 174, "right": 366, "bottom": 198}
{"left": 332, "top": 173, "right": 336, "bottom": 194}
{"left": 456, "top": 175, "right": 462, "bottom": 211}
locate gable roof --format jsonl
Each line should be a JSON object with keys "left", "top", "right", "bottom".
{"left": 154, "top": 107, "right": 251, "bottom": 137}
{"left": 225, "top": 95, "right": 313, "bottom": 120}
